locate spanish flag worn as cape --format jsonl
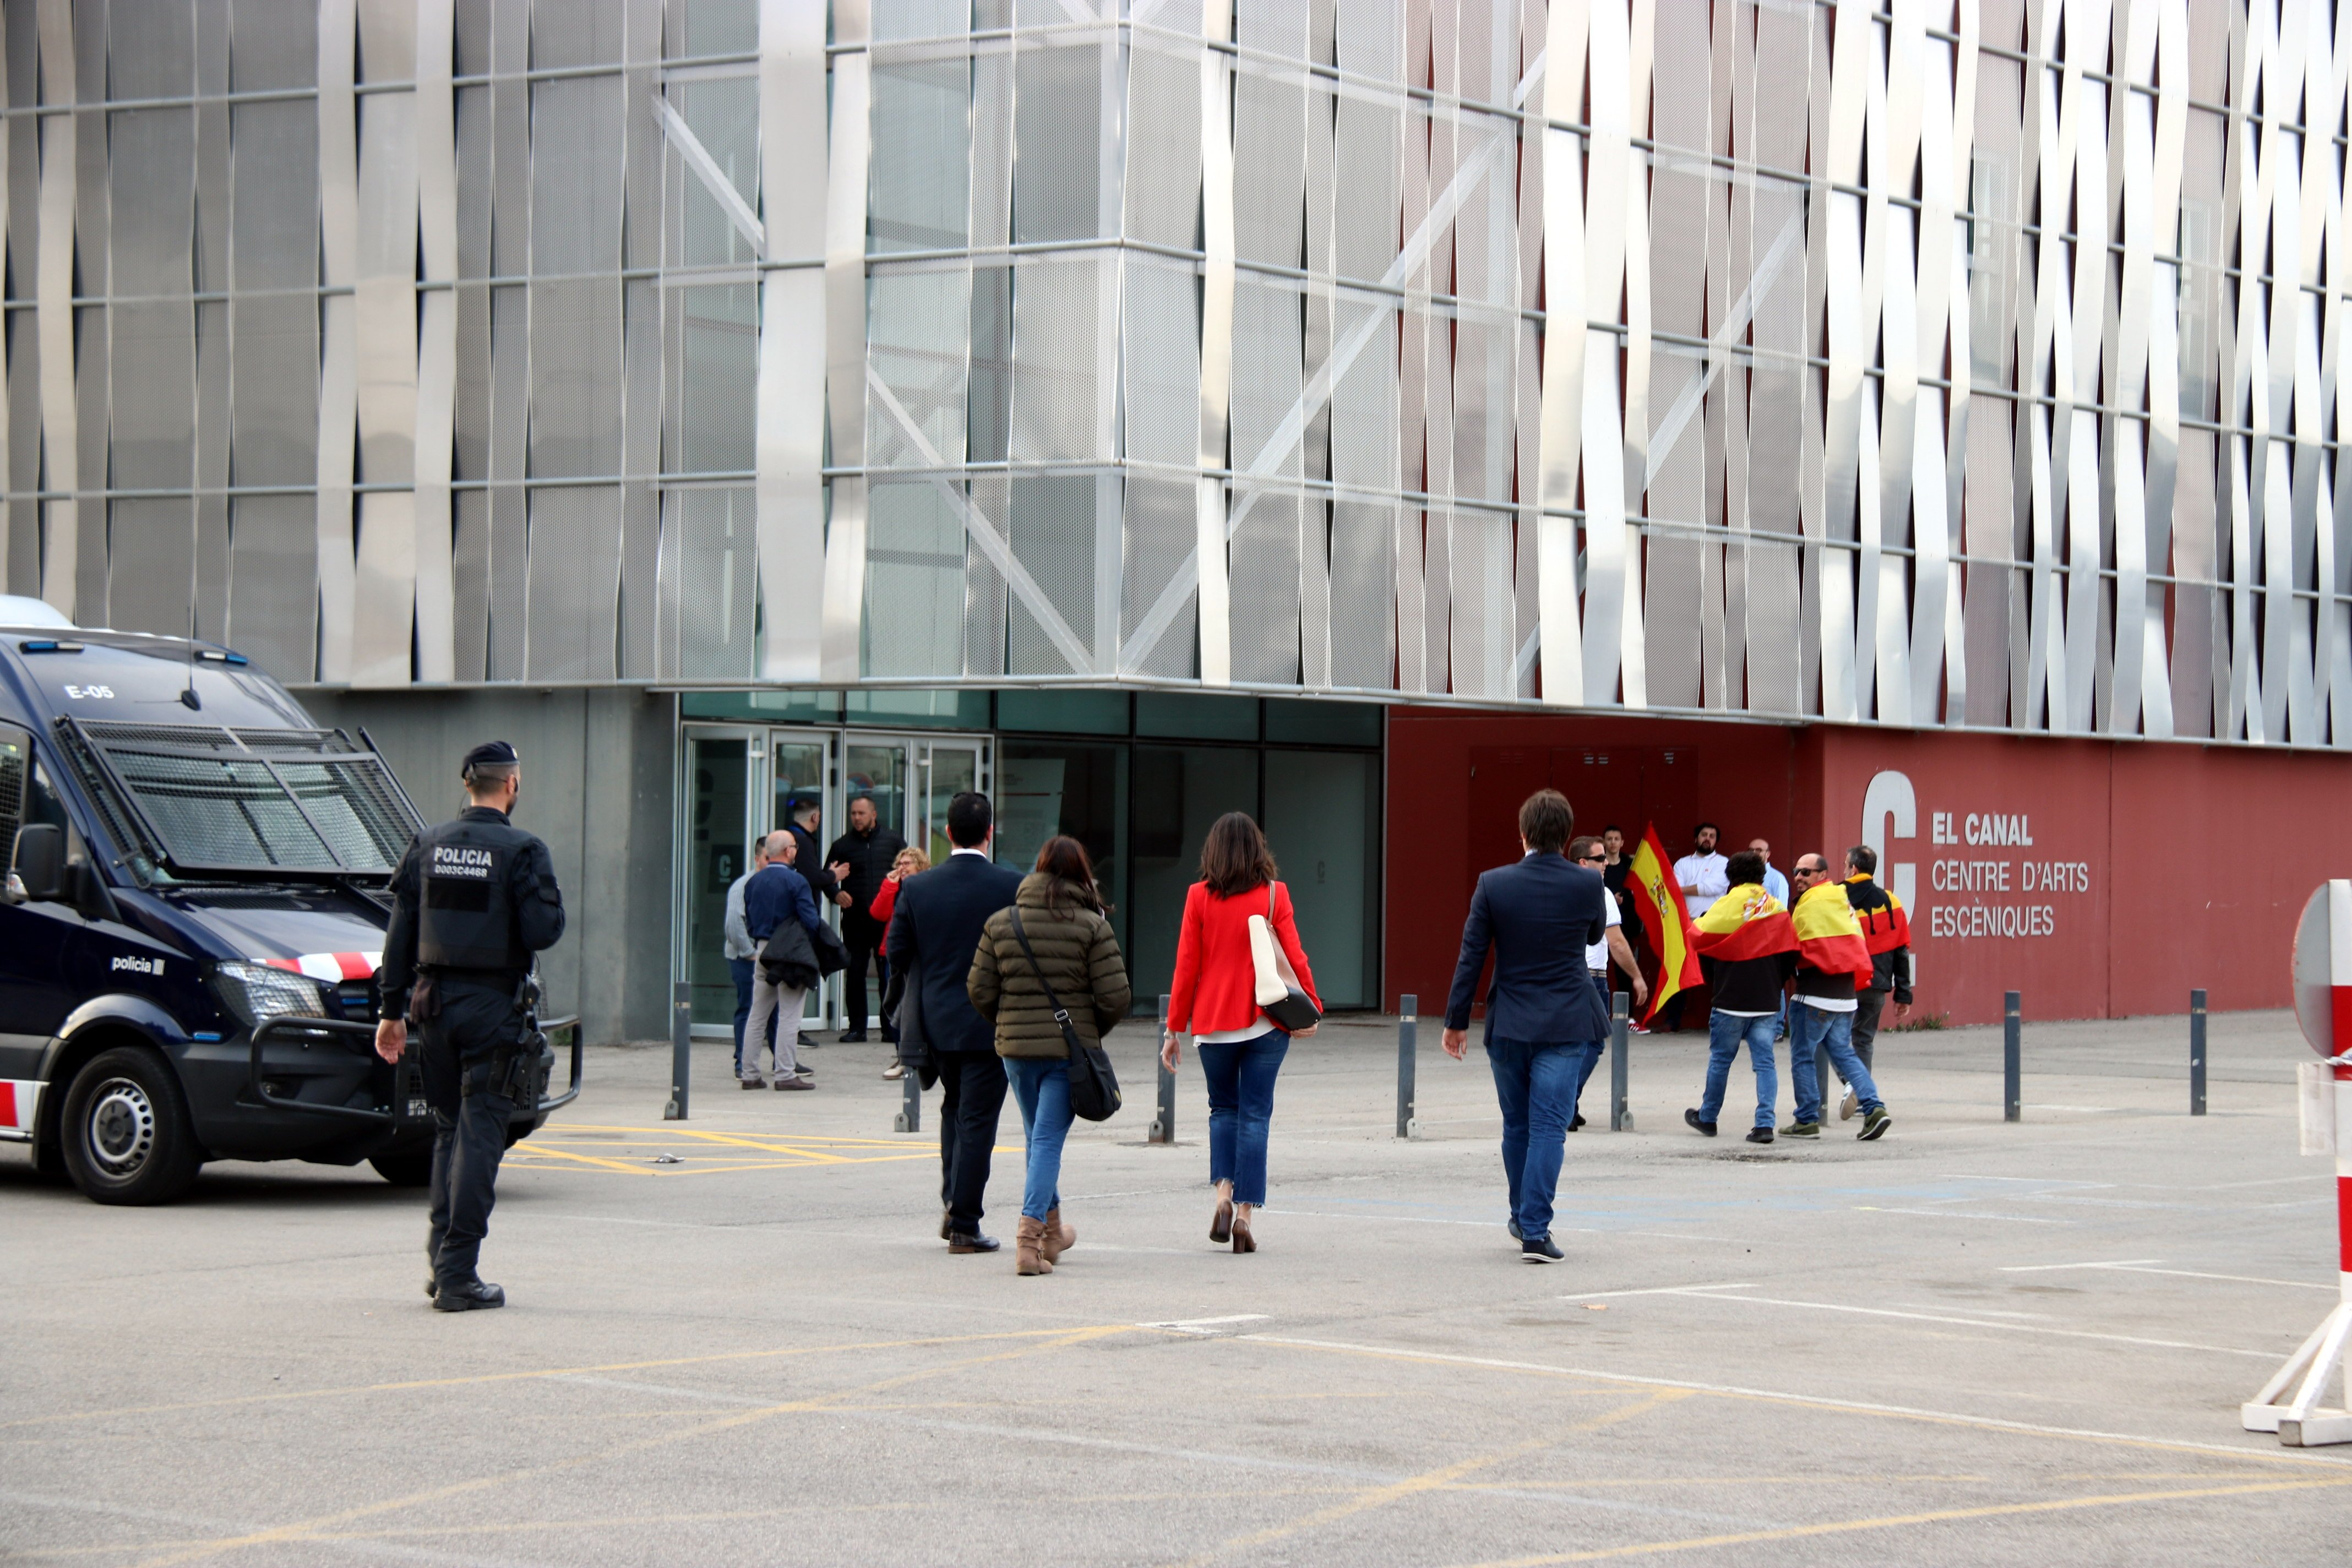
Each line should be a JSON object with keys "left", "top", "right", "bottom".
{"left": 1845, "top": 873, "right": 1912, "bottom": 955}
{"left": 1619, "top": 825, "right": 1702, "bottom": 1023}
{"left": 1691, "top": 885, "right": 1797, "bottom": 961}
{"left": 1792, "top": 881, "right": 1875, "bottom": 984}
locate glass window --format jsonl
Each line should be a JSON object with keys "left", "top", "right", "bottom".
{"left": 1264, "top": 698, "right": 1383, "bottom": 748}
{"left": 997, "top": 741, "right": 1125, "bottom": 933}
{"left": 680, "top": 691, "right": 844, "bottom": 724}
{"left": 842, "top": 689, "right": 989, "bottom": 729}
{"left": 1263, "top": 750, "right": 1379, "bottom": 1008}
{"left": 1136, "top": 692, "right": 1257, "bottom": 741}
{"left": 684, "top": 732, "right": 751, "bottom": 1026}
{"left": 997, "top": 689, "right": 1128, "bottom": 735}
{"left": 1126, "top": 745, "right": 1259, "bottom": 1006}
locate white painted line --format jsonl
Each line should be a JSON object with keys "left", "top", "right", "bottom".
{"left": 1997, "top": 1261, "right": 2338, "bottom": 1292}
{"left": 1646, "top": 1288, "right": 2283, "bottom": 1360}
{"left": 1558, "top": 1283, "right": 1758, "bottom": 1303}
{"left": 1140, "top": 1314, "right": 1273, "bottom": 1330}
{"left": 1229, "top": 1335, "right": 2352, "bottom": 1468}
{"left": 1853, "top": 1206, "right": 2074, "bottom": 1224}
{"left": 2000, "top": 1259, "right": 2166, "bottom": 1272}
{"left": 1260, "top": 1208, "right": 1740, "bottom": 1244}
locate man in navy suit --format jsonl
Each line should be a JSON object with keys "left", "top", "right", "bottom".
{"left": 1443, "top": 788, "right": 1609, "bottom": 1262}
{"left": 886, "top": 790, "right": 1025, "bottom": 1252}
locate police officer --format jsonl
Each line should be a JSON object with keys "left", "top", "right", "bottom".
{"left": 373, "top": 741, "right": 566, "bottom": 1311}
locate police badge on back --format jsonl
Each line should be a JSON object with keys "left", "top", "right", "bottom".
{"left": 373, "top": 741, "right": 568, "bottom": 1313}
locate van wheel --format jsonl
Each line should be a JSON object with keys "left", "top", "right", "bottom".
{"left": 369, "top": 1152, "right": 433, "bottom": 1188}
{"left": 60, "top": 1047, "right": 202, "bottom": 1206}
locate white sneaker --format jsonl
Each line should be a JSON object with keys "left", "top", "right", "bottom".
{"left": 882, "top": 1061, "right": 904, "bottom": 1081}
{"left": 1838, "top": 1087, "right": 1858, "bottom": 1121}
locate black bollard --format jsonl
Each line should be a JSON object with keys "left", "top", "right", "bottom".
{"left": 1150, "top": 994, "right": 1176, "bottom": 1144}
{"left": 664, "top": 981, "right": 691, "bottom": 1120}
{"left": 2003, "top": 990, "right": 2022, "bottom": 1122}
{"left": 1397, "top": 993, "right": 1418, "bottom": 1140}
{"left": 2190, "top": 988, "right": 2207, "bottom": 1116}
{"left": 1610, "top": 990, "right": 1631, "bottom": 1131}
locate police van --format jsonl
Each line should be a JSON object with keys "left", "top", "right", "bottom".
{"left": 0, "top": 597, "right": 578, "bottom": 1204}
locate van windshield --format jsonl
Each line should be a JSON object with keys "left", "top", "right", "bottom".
{"left": 60, "top": 720, "right": 419, "bottom": 879}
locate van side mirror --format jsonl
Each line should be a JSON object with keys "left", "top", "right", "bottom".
{"left": 10, "top": 823, "right": 63, "bottom": 903}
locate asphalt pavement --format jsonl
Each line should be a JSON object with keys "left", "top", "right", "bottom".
{"left": 2, "top": 1007, "right": 2345, "bottom": 1566}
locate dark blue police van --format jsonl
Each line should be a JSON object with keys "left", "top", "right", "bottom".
{"left": 0, "top": 597, "right": 577, "bottom": 1204}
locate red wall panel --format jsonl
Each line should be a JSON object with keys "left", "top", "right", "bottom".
{"left": 1391, "top": 711, "right": 2352, "bottom": 1026}
{"left": 1792, "top": 727, "right": 2352, "bottom": 1023}
{"left": 1384, "top": 709, "right": 1797, "bottom": 1013}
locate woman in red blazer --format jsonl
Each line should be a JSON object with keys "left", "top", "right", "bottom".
{"left": 1160, "top": 813, "right": 1320, "bottom": 1252}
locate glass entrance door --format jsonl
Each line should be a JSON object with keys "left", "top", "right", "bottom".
{"left": 918, "top": 739, "right": 990, "bottom": 865}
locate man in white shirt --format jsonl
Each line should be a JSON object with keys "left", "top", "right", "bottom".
{"left": 1568, "top": 836, "right": 1649, "bottom": 1129}
{"left": 1662, "top": 823, "right": 1728, "bottom": 1033}
{"left": 722, "top": 835, "right": 774, "bottom": 1074}
{"left": 1672, "top": 823, "right": 1729, "bottom": 917}
{"left": 1747, "top": 837, "right": 1790, "bottom": 905}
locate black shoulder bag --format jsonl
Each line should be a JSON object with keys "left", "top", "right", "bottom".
{"left": 1009, "top": 908, "right": 1121, "bottom": 1122}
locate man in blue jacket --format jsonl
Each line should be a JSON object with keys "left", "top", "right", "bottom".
{"left": 886, "top": 790, "right": 1023, "bottom": 1251}
{"left": 742, "top": 830, "right": 825, "bottom": 1090}
{"left": 1443, "top": 788, "right": 1609, "bottom": 1262}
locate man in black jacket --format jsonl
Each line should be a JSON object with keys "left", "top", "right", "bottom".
{"left": 824, "top": 794, "right": 907, "bottom": 1043}
{"left": 886, "top": 791, "right": 1023, "bottom": 1251}
{"left": 1837, "top": 843, "right": 1914, "bottom": 1118}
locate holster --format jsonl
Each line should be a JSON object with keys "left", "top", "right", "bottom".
{"left": 409, "top": 972, "right": 442, "bottom": 1021}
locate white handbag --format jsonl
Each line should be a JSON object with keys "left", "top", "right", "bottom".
{"left": 1247, "top": 885, "right": 1322, "bottom": 1032}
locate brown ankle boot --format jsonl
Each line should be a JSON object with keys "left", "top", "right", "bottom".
{"left": 1015, "top": 1216, "right": 1052, "bottom": 1275}
{"left": 1041, "top": 1207, "right": 1075, "bottom": 1265}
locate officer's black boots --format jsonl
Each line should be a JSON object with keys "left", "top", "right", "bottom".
{"left": 432, "top": 1280, "right": 506, "bottom": 1311}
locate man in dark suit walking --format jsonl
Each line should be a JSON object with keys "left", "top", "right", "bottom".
{"left": 886, "top": 790, "right": 1024, "bottom": 1252}
{"left": 1442, "top": 789, "right": 1609, "bottom": 1263}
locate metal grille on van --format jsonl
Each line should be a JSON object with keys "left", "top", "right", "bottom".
{"left": 0, "top": 732, "right": 23, "bottom": 830}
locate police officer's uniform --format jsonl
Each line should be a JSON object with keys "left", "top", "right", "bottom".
{"left": 378, "top": 741, "right": 566, "bottom": 1311}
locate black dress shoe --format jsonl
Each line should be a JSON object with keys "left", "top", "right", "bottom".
{"left": 798, "top": 1031, "right": 819, "bottom": 1048}
{"left": 1570, "top": 1113, "right": 1588, "bottom": 1131}
{"left": 423, "top": 1278, "right": 437, "bottom": 1298}
{"left": 432, "top": 1280, "right": 507, "bottom": 1311}
{"left": 837, "top": 1028, "right": 868, "bottom": 1043}
{"left": 1521, "top": 1236, "right": 1564, "bottom": 1263}
{"left": 947, "top": 1231, "right": 1001, "bottom": 1254}
{"left": 1684, "top": 1108, "right": 1718, "bottom": 1137}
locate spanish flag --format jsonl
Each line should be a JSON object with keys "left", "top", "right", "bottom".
{"left": 1692, "top": 885, "right": 1797, "bottom": 961}
{"left": 1791, "top": 881, "right": 1875, "bottom": 983}
{"left": 1845, "top": 874, "right": 1913, "bottom": 955}
{"left": 1619, "top": 824, "right": 1702, "bottom": 1023}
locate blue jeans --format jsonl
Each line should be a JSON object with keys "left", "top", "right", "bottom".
{"left": 1197, "top": 1031, "right": 1289, "bottom": 1205}
{"left": 1487, "top": 1038, "right": 1593, "bottom": 1242}
{"left": 729, "top": 957, "right": 756, "bottom": 1071}
{"left": 1788, "top": 1001, "right": 1882, "bottom": 1123}
{"left": 1700, "top": 1012, "right": 1779, "bottom": 1129}
{"left": 1004, "top": 1057, "right": 1074, "bottom": 1222}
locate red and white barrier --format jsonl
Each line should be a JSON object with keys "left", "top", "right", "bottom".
{"left": 2242, "top": 880, "right": 2352, "bottom": 1447}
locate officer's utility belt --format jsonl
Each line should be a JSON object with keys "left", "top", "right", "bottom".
{"left": 409, "top": 967, "right": 526, "bottom": 1022}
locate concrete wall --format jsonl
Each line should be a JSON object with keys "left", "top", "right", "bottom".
{"left": 296, "top": 688, "right": 677, "bottom": 1044}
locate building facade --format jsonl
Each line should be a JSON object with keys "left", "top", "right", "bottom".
{"left": 4, "top": 0, "right": 2349, "bottom": 1036}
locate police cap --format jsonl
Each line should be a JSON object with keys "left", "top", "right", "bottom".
{"left": 461, "top": 739, "right": 519, "bottom": 778}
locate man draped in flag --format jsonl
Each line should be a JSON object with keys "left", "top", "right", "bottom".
{"left": 1784, "top": 853, "right": 1893, "bottom": 1141}
{"left": 1683, "top": 849, "right": 1798, "bottom": 1144}
{"left": 1836, "top": 843, "right": 1914, "bottom": 1121}
{"left": 1615, "top": 826, "right": 1702, "bottom": 1028}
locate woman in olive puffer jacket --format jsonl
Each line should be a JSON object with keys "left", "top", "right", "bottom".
{"left": 968, "top": 835, "right": 1132, "bottom": 1275}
